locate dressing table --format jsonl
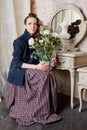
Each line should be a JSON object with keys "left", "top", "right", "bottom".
{"left": 51, "top": 3, "right": 87, "bottom": 109}
{"left": 57, "top": 51, "right": 87, "bottom": 109}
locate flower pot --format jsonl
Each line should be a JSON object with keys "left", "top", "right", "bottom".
{"left": 40, "top": 61, "right": 50, "bottom": 65}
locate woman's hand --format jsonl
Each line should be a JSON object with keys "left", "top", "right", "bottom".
{"left": 36, "top": 62, "right": 50, "bottom": 71}
{"left": 22, "top": 62, "right": 50, "bottom": 71}
{"left": 22, "top": 58, "right": 58, "bottom": 70}
{"left": 51, "top": 58, "right": 58, "bottom": 67}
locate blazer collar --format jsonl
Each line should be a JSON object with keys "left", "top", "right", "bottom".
{"left": 23, "top": 29, "right": 31, "bottom": 42}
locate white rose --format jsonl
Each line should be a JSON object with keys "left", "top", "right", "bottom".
{"left": 43, "top": 30, "right": 50, "bottom": 35}
{"left": 28, "top": 38, "right": 34, "bottom": 46}
{"left": 51, "top": 32, "right": 58, "bottom": 38}
{"left": 39, "top": 39, "right": 43, "bottom": 43}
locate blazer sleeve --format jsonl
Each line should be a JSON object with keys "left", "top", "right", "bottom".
{"left": 12, "top": 40, "right": 24, "bottom": 68}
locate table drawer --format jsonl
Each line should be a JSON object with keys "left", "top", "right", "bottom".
{"left": 77, "top": 72, "right": 87, "bottom": 85}
{"left": 57, "top": 54, "right": 87, "bottom": 69}
{"left": 57, "top": 56, "right": 74, "bottom": 68}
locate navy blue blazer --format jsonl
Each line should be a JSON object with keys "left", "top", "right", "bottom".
{"left": 7, "top": 29, "right": 39, "bottom": 86}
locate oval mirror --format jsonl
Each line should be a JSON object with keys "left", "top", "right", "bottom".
{"left": 51, "top": 3, "right": 86, "bottom": 51}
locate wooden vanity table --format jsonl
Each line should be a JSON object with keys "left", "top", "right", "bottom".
{"left": 57, "top": 51, "right": 87, "bottom": 109}
{"left": 51, "top": 3, "right": 87, "bottom": 109}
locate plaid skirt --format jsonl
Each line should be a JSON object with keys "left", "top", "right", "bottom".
{"left": 4, "top": 69, "right": 61, "bottom": 126}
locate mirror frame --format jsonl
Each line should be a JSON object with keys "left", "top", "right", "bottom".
{"left": 50, "top": 3, "right": 87, "bottom": 51}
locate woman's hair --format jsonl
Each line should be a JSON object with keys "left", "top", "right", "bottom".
{"left": 24, "top": 13, "right": 41, "bottom": 37}
{"left": 24, "top": 13, "right": 39, "bottom": 25}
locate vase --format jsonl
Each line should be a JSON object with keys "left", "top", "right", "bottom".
{"left": 40, "top": 60, "right": 55, "bottom": 70}
{"left": 40, "top": 61, "right": 50, "bottom": 65}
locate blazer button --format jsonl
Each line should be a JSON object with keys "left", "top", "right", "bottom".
{"left": 17, "top": 69, "right": 20, "bottom": 71}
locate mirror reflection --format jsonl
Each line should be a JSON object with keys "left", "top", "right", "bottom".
{"left": 52, "top": 9, "right": 81, "bottom": 35}
{"left": 51, "top": 4, "right": 86, "bottom": 51}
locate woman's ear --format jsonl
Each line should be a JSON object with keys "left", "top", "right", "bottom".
{"left": 25, "top": 25, "right": 27, "bottom": 29}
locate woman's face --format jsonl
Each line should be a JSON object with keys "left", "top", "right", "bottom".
{"left": 25, "top": 17, "right": 38, "bottom": 36}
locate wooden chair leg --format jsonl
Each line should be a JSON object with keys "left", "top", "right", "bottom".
{"left": 78, "top": 87, "right": 83, "bottom": 112}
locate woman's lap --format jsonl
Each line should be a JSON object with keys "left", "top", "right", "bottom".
{"left": 4, "top": 69, "right": 61, "bottom": 125}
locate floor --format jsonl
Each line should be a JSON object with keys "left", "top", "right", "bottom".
{"left": 0, "top": 93, "right": 87, "bottom": 130}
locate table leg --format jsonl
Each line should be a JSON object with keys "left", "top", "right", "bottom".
{"left": 78, "top": 86, "right": 83, "bottom": 112}
{"left": 70, "top": 69, "right": 75, "bottom": 109}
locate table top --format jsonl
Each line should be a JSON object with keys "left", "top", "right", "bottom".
{"left": 77, "top": 66, "right": 87, "bottom": 72}
{"left": 58, "top": 50, "right": 87, "bottom": 57}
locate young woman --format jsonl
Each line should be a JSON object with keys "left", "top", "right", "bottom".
{"left": 4, "top": 13, "right": 61, "bottom": 126}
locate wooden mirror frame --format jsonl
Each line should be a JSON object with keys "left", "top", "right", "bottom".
{"left": 51, "top": 3, "right": 87, "bottom": 51}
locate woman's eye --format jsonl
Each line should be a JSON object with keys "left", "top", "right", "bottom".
{"left": 28, "top": 23, "right": 31, "bottom": 25}
{"left": 27, "top": 22, "right": 37, "bottom": 26}
{"left": 28, "top": 23, "right": 37, "bottom": 26}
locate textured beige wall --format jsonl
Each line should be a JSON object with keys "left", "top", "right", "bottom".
{"left": 0, "top": 0, "right": 31, "bottom": 92}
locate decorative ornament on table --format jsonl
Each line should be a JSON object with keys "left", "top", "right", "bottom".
{"left": 67, "top": 19, "right": 81, "bottom": 39}
{"left": 28, "top": 25, "right": 61, "bottom": 68}
{"left": 58, "top": 19, "right": 82, "bottom": 51}
{"left": 58, "top": 18, "right": 70, "bottom": 51}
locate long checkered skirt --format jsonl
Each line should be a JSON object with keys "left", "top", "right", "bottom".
{"left": 4, "top": 69, "right": 61, "bottom": 125}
